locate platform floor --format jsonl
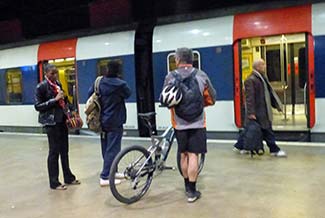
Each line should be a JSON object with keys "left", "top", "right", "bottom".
{"left": 1, "top": 133, "right": 325, "bottom": 218}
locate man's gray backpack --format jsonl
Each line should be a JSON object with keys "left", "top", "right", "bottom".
{"left": 84, "top": 76, "right": 102, "bottom": 133}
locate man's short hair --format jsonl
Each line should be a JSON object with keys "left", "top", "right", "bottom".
{"left": 107, "top": 60, "right": 122, "bottom": 77}
{"left": 44, "top": 64, "right": 57, "bottom": 73}
{"left": 175, "top": 47, "right": 193, "bottom": 64}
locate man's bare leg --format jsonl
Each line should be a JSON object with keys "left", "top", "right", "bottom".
{"left": 181, "top": 152, "right": 189, "bottom": 193}
{"left": 187, "top": 152, "right": 198, "bottom": 182}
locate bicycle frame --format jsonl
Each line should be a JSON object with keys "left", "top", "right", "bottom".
{"left": 133, "top": 125, "right": 176, "bottom": 178}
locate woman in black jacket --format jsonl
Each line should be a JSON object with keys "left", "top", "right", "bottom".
{"left": 34, "top": 64, "right": 80, "bottom": 190}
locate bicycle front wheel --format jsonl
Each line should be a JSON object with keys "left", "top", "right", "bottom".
{"left": 109, "top": 145, "right": 154, "bottom": 204}
{"left": 176, "top": 152, "right": 205, "bottom": 176}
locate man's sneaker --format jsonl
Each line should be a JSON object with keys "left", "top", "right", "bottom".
{"left": 100, "top": 178, "right": 121, "bottom": 187}
{"left": 187, "top": 190, "right": 201, "bottom": 203}
{"left": 233, "top": 147, "right": 250, "bottom": 155}
{"left": 115, "top": 172, "right": 125, "bottom": 180}
{"left": 270, "top": 150, "right": 287, "bottom": 157}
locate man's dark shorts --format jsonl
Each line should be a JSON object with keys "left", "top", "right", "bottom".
{"left": 175, "top": 128, "right": 207, "bottom": 154}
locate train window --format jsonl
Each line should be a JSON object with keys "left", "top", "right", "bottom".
{"left": 167, "top": 51, "right": 201, "bottom": 72}
{"left": 97, "top": 58, "right": 123, "bottom": 77}
{"left": 6, "top": 68, "right": 23, "bottom": 104}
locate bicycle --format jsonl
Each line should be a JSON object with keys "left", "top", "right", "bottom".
{"left": 109, "top": 112, "right": 205, "bottom": 204}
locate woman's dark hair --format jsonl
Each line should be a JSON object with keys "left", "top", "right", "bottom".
{"left": 44, "top": 63, "right": 57, "bottom": 73}
{"left": 107, "top": 60, "right": 122, "bottom": 78}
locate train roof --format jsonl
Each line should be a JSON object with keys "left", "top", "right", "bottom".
{"left": 153, "top": 16, "right": 233, "bottom": 53}
{"left": 0, "top": 45, "right": 38, "bottom": 69}
{"left": 76, "top": 31, "right": 135, "bottom": 60}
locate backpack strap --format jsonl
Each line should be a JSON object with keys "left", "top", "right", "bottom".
{"left": 191, "top": 68, "right": 198, "bottom": 77}
{"left": 94, "top": 76, "right": 103, "bottom": 95}
{"left": 171, "top": 70, "right": 181, "bottom": 81}
{"left": 172, "top": 68, "right": 197, "bottom": 81}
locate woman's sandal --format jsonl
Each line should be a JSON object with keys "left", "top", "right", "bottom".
{"left": 53, "top": 185, "right": 67, "bottom": 190}
{"left": 66, "top": 179, "right": 81, "bottom": 185}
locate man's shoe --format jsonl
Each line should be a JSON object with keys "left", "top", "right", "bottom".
{"left": 115, "top": 172, "right": 125, "bottom": 179}
{"left": 187, "top": 190, "right": 201, "bottom": 203}
{"left": 240, "top": 150, "right": 250, "bottom": 155}
{"left": 100, "top": 178, "right": 121, "bottom": 187}
{"left": 233, "top": 147, "right": 250, "bottom": 155}
{"left": 52, "top": 184, "right": 67, "bottom": 190}
{"left": 270, "top": 150, "right": 287, "bottom": 157}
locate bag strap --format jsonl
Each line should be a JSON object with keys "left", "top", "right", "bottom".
{"left": 94, "top": 76, "right": 103, "bottom": 95}
{"left": 191, "top": 68, "right": 198, "bottom": 77}
{"left": 171, "top": 70, "right": 181, "bottom": 81}
{"left": 172, "top": 68, "right": 197, "bottom": 80}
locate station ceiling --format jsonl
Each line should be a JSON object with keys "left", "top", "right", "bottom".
{"left": 0, "top": 0, "right": 323, "bottom": 44}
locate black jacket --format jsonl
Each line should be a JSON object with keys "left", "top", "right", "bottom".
{"left": 244, "top": 72, "right": 281, "bottom": 129}
{"left": 88, "top": 76, "right": 131, "bottom": 130}
{"left": 34, "top": 80, "right": 71, "bottom": 126}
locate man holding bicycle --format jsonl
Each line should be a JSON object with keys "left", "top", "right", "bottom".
{"left": 161, "top": 47, "right": 216, "bottom": 202}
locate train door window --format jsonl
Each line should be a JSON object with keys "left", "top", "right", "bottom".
{"left": 97, "top": 58, "right": 123, "bottom": 77}
{"left": 46, "top": 58, "right": 76, "bottom": 104}
{"left": 167, "top": 51, "right": 201, "bottom": 72}
{"left": 6, "top": 68, "right": 22, "bottom": 104}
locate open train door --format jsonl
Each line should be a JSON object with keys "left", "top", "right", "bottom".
{"left": 233, "top": 5, "right": 315, "bottom": 140}
{"left": 37, "top": 39, "right": 81, "bottom": 132}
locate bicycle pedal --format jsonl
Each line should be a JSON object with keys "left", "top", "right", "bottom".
{"left": 163, "top": 166, "right": 176, "bottom": 170}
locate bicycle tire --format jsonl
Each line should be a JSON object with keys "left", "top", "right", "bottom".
{"left": 109, "top": 145, "right": 153, "bottom": 204}
{"left": 176, "top": 152, "right": 205, "bottom": 176}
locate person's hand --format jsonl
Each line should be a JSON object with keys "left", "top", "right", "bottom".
{"left": 248, "top": 114, "right": 256, "bottom": 120}
{"left": 55, "top": 91, "right": 64, "bottom": 101}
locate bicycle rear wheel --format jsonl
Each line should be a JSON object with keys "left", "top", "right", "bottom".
{"left": 176, "top": 152, "right": 205, "bottom": 176}
{"left": 109, "top": 145, "right": 154, "bottom": 204}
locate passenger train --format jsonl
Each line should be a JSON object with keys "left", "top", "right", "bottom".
{"left": 0, "top": 3, "right": 324, "bottom": 141}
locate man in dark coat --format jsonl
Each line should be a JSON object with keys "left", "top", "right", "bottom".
{"left": 233, "top": 59, "right": 287, "bottom": 157}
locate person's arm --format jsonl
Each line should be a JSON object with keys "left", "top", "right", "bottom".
{"left": 270, "top": 89, "right": 283, "bottom": 112}
{"left": 203, "top": 74, "right": 216, "bottom": 106}
{"left": 244, "top": 78, "right": 256, "bottom": 120}
{"left": 162, "top": 72, "right": 174, "bottom": 88}
{"left": 88, "top": 84, "right": 95, "bottom": 98}
{"left": 34, "top": 84, "right": 59, "bottom": 112}
{"left": 120, "top": 82, "right": 131, "bottom": 99}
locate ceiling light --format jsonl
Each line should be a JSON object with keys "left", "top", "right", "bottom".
{"left": 190, "top": 29, "right": 201, "bottom": 34}
{"left": 55, "top": 59, "right": 64, "bottom": 62}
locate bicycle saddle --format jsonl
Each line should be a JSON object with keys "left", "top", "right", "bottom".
{"left": 138, "top": 112, "right": 156, "bottom": 119}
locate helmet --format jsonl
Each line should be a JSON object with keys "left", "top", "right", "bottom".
{"left": 160, "top": 85, "right": 182, "bottom": 107}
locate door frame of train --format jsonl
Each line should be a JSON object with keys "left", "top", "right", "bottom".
{"left": 232, "top": 4, "right": 315, "bottom": 128}
{"left": 37, "top": 39, "right": 79, "bottom": 110}
{"left": 38, "top": 39, "right": 77, "bottom": 80}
